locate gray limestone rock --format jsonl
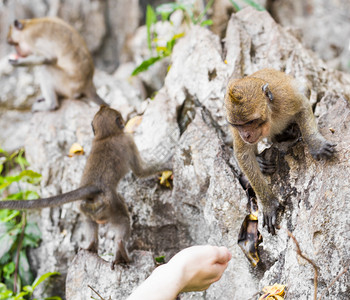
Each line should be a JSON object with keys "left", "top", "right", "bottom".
{"left": 0, "top": 5, "right": 349, "bottom": 300}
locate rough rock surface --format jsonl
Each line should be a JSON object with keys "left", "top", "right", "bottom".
{"left": 1, "top": 6, "right": 350, "bottom": 300}
{"left": 269, "top": 0, "right": 350, "bottom": 72}
{"left": 66, "top": 250, "right": 155, "bottom": 300}
{"left": 68, "top": 8, "right": 350, "bottom": 299}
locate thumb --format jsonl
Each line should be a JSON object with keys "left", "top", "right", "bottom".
{"left": 214, "top": 247, "right": 232, "bottom": 264}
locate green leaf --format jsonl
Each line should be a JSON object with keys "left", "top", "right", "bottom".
{"left": 0, "top": 252, "right": 11, "bottom": 266}
{"left": 154, "top": 255, "right": 165, "bottom": 263}
{"left": 242, "top": 0, "right": 265, "bottom": 11}
{"left": 18, "top": 250, "right": 34, "bottom": 286}
{"left": 0, "top": 287, "right": 13, "bottom": 299}
{"left": 0, "top": 210, "right": 20, "bottom": 223}
{"left": 44, "top": 297, "right": 62, "bottom": 300}
{"left": 23, "top": 191, "right": 40, "bottom": 201}
{"left": 32, "top": 272, "right": 60, "bottom": 291}
{"left": 165, "top": 32, "right": 185, "bottom": 53}
{"left": 13, "top": 291, "right": 28, "bottom": 300}
{"left": 146, "top": 5, "right": 157, "bottom": 51}
{"left": 0, "top": 181, "right": 12, "bottom": 190}
{"left": 22, "top": 285, "right": 33, "bottom": 293}
{"left": 14, "top": 151, "right": 29, "bottom": 171}
{"left": 194, "top": 0, "right": 214, "bottom": 25}
{"left": 18, "top": 170, "right": 41, "bottom": 184}
{"left": 3, "top": 192, "right": 25, "bottom": 201}
{"left": 22, "top": 223, "right": 41, "bottom": 248}
{"left": 131, "top": 56, "right": 163, "bottom": 76}
{"left": 200, "top": 19, "right": 213, "bottom": 27}
{"left": 0, "top": 231, "right": 18, "bottom": 259}
{"left": 3, "top": 262, "right": 15, "bottom": 279}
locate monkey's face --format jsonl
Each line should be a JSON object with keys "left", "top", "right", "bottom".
{"left": 225, "top": 78, "right": 273, "bottom": 144}
{"left": 92, "top": 106, "right": 125, "bottom": 138}
{"left": 229, "top": 118, "right": 270, "bottom": 144}
{"left": 7, "top": 20, "right": 32, "bottom": 58}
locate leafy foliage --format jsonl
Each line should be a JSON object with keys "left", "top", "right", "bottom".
{"left": 132, "top": 0, "right": 213, "bottom": 76}
{"left": 229, "top": 0, "right": 265, "bottom": 12}
{"left": 0, "top": 272, "right": 60, "bottom": 300}
{"left": 0, "top": 148, "right": 61, "bottom": 299}
{"left": 132, "top": 0, "right": 265, "bottom": 77}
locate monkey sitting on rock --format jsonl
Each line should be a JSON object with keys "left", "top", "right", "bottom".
{"left": 0, "top": 106, "right": 171, "bottom": 269}
{"left": 225, "top": 69, "right": 335, "bottom": 234}
{"left": 7, "top": 17, "right": 108, "bottom": 111}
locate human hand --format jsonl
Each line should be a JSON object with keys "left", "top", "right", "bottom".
{"left": 166, "top": 245, "right": 232, "bottom": 292}
{"left": 127, "top": 245, "right": 231, "bottom": 300}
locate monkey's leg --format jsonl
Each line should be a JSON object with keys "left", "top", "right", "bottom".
{"left": 85, "top": 218, "right": 99, "bottom": 253}
{"left": 233, "top": 130, "right": 280, "bottom": 234}
{"left": 32, "top": 68, "right": 59, "bottom": 111}
{"left": 109, "top": 193, "right": 131, "bottom": 269}
{"left": 296, "top": 99, "right": 336, "bottom": 160}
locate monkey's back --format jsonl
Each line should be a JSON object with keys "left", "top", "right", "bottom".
{"left": 80, "top": 134, "right": 132, "bottom": 191}
{"left": 21, "top": 17, "right": 94, "bottom": 82}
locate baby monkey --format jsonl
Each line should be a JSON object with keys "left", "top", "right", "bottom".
{"left": 225, "top": 69, "right": 335, "bottom": 234}
{"left": 0, "top": 106, "right": 171, "bottom": 268}
{"left": 7, "top": 17, "right": 107, "bottom": 111}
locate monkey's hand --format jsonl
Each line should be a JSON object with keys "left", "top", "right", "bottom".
{"left": 262, "top": 198, "right": 280, "bottom": 235}
{"left": 9, "top": 55, "right": 56, "bottom": 67}
{"left": 308, "top": 135, "right": 336, "bottom": 160}
{"left": 256, "top": 156, "right": 276, "bottom": 174}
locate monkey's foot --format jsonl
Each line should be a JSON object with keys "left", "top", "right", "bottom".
{"left": 32, "top": 98, "right": 58, "bottom": 112}
{"left": 110, "top": 240, "right": 130, "bottom": 270}
{"left": 309, "top": 140, "right": 336, "bottom": 160}
{"left": 85, "top": 241, "right": 98, "bottom": 253}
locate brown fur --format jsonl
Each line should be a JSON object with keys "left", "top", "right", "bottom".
{"left": 225, "top": 69, "right": 335, "bottom": 234}
{"left": 7, "top": 17, "right": 107, "bottom": 111}
{"left": 0, "top": 106, "right": 171, "bottom": 268}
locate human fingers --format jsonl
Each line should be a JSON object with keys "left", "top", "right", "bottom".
{"left": 213, "top": 246, "right": 232, "bottom": 265}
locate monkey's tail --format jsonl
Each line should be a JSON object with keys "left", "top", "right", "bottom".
{"left": 0, "top": 186, "right": 100, "bottom": 210}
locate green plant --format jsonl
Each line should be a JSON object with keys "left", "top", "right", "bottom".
{"left": 132, "top": 0, "right": 265, "bottom": 77}
{"left": 132, "top": 0, "right": 214, "bottom": 76}
{"left": 0, "top": 148, "right": 61, "bottom": 299}
{"left": 228, "top": 0, "right": 265, "bottom": 12}
{"left": 0, "top": 272, "right": 61, "bottom": 300}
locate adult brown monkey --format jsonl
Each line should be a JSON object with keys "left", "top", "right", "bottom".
{"left": 225, "top": 69, "right": 335, "bottom": 234}
{"left": 7, "top": 17, "right": 108, "bottom": 111}
{"left": 0, "top": 106, "right": 171, "bottom": 268}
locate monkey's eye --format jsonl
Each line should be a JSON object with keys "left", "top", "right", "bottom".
{"left": 245, "top": 120, "right": 255, "bottom": 125}
{"left": 14, "top": 20, "right": 24, "bottom": 30}
{"left": 227, "top": 120, "right": 243, "bottom": 128}
{"left": 115, "top": 116, "right": 124, "bottom": 129}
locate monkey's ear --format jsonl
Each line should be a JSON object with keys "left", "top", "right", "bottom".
{"left": 14, "top": 20, "right": 24, "bottom": 30}
{"left": 116, "top": 116, "right": 125, "bottom": 129}
{"left": 262, "top": 83, "right": 274, "bottom": 102}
